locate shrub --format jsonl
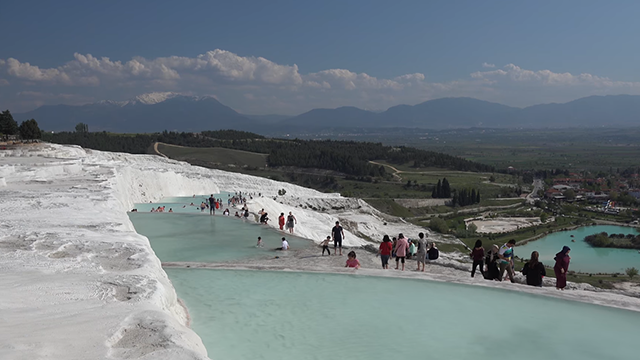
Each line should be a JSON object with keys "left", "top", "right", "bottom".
{"left": 429, "top": 217, "right": 449, "bottom": 234}
{"left": 626, "top": 267, "right": 638, "bottom": 279}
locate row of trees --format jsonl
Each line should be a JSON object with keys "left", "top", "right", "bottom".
{"left": 0, "top": 110, "right": 42, "bottom": 140}
{"left": 452, "top": 188, "right": 481, "bottom": 207}
{"left": 431, "top": 178, "right": 451, "bottom": 198}
{"left": 584, "top": 232, "right": 640, "bottom": 249}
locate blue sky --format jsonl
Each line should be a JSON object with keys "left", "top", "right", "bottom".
{"left": 2, "top": 0, "right": 640, "bottom": 114}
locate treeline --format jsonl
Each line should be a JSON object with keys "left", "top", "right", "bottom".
{"left": 452, "top": 189, "right": 480, "bottom": 207}
{"left": 584, "top": 232, "right": 640, "bottom": 250}
{"left": 44, "top": 129, "right": 495, "bottom": 177}
{"left": 0, "top": 110, "right": 41, "bottom": 140}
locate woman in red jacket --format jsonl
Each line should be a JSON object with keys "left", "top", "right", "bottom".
{"left": 378, "top": 235, "right": 393, "bottom": 269}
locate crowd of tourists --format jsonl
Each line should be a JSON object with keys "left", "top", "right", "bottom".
{"left": 469, "top": 239, "right": 571, "bottom": 290}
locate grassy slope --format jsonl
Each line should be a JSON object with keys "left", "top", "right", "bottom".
{"left": 157, "top": 143, "right": 268, "bottom": 168}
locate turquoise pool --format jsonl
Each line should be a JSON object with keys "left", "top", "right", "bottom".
{"left": 516, "top": 225, "right": 640, "bottom": 273}
{"left": 129, "top": 195, "right": 311, "bottom": 263}
{"left": 167, "top": 269, "right": 640, "bottom": 360}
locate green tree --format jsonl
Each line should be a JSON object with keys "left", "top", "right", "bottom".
{"left": 540, "top": 212, "right": 549, "bottom": 223}
{"left": 18, "top": 119, "right": 42, "bottom": 140}
{"left": 467, "top": 223, "right": 478, "bottom": 234}
{"left": 489, "top": 175, "right": 496, "bottom": 182}
{"left": 626, "top": 267, "right": 638, "bottom": 279}
{"left": 564, "top": 189, "right": 576, "bottom": 200}
{"left": 442, "top": 178, "right": 451, "bottom": 198}
{"left": 0, "top": 110, "right": 19, "bottom": 135}
{"left": 435, "top": 179, "right": 442, "bottom": 198}
{"left": 75, "top": 122, "right": 89, "bottom": 134}
{"left": 429, "top": 217, "right": 449, "bottom": 233}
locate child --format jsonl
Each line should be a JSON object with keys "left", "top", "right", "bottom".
{"left": 345, "top": 251, "right": 360, "bottom": 269}
{"left": 320, "top": 236, "right": 331, "bottom": 256}
{"left": 408, "top": 240, "right": 416, "bottom": 260}
{"left": 256, "top": 236, "right": 263, "bottom": 247}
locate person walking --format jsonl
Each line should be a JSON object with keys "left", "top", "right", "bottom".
{"left": 470, "top": 239, "right": 485, "bottom": 278}
{"left": 331, "top": 221, "right": 344, "bottom": 256}
{"left": 522, "top": 251, "right": 546, "bottom": 287}
{"left": 498, "top": 239, "right": 516, "bottom": 283}
{"left": 321, "top": 236, "right": 331, "bottom": 256}
{"left": 379, "top": 235, "right": 393, "bottom": 269}
{"left": 278, "top": 213, "right": 285, "bottom": 230}
{"left": 394, "top": 233, "right": 409, "bottom": 271}
{"left": 553, "top": 246, "right": 571, "bottom": 290}
{"left": 286, "top": 212, "right": 297, "bottom": 234}
{"left": 415, "top": 232, "right": 427, "bottom": 272}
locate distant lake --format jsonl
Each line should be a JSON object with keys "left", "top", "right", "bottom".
{"left": 516, "top": 225, "right": 640, "bottom": 274}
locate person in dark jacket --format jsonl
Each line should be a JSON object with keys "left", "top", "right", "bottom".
{"left": 554, "top": 246, "right": 571, "bottom": 290}
{"left": 470, "top": 239, "right": 485, "bottom": 278}
{"left": 522, "top": 251, "right": 546, "bottom": 287}
{"left": 484, "top": 244, "right": 500, "bottom": 280}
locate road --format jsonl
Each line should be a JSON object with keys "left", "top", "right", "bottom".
{"left": 526, "top": 178, "right": 544, "bottom": 204}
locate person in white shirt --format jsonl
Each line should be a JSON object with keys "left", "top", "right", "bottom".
{"left": 280, "top": 237, "right": 289, "bottom": 250}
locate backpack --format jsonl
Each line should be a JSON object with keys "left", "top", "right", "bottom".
{"left": 428, "top": 248, "right": 439, "bottom": 260}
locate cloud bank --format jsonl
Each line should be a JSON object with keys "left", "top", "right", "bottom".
{"left": 2, "top": 50, "right": 640, "bottom": 114}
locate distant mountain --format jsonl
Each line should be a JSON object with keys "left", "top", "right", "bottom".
{"left": 282, "top": 95, "right": 640, "bottom": 129}
{"left": 282, "top": 106, "right": 379, "bottom": 128}
{"left": 19, "top": 92, "right": 255, "bottom": 133}
{"left": 17, "top": 94, "right": 640, "bottom": 133}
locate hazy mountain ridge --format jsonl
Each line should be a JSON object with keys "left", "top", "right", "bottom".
{"left": 17, "top": 94, "right": 640, "bottom": 132}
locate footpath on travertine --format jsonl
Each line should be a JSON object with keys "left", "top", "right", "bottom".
{"left": 162, "top": 245, "right": 640, "bottom": 314}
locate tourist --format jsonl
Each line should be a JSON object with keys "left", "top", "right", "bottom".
{"left": 345, "top": 251, "right": 360, "bottom": 269}
{"left": 235, "top": 211, "right": 241, "bottom": 217}
{"left": 395, "top": 233, "right": 409, "bottom": 271}
{"left": 278, "top": 213, "right": 285, "bottom": 230}
{"left": 286, "top": 212, "right": 297, "bottom": 234}
{"left": 320, "top": 236, "right": 331, "bottom": 256}
{"left": 281, "top": 237, "right": 289, "bottom": 250}
{"left": 415, "top": 232, "right": 427, "bottom": 272}
{"left": 200, "top": 202, "right": 206, "bottom": 212}
{"left": 332, "top": 221, "right": 344, "bottom": 256}
{"left": 408, "top": 240, "right": 416, "bottom": 260}
{"left": 256, "top": 236, "right": 263, "bottom": 247}
{"left": 554, "top": 246, "right": 571, "bottom": 290}
{"left": 426, "top": 242, "right": 439, "bottom": 262}
{"left": 168, "top": 208, "right": 173, "bottom": 213}
{"left": 470, "top": 240, "right": 485, "bottom": 278}
{"left": 379, "top": 235, "right": 393, "bottom": 269}
{"left": 392, "top": 237, "right": 397, "bottom": 258}
{"left": 260, "top": 212, "right": 269, "bottom": 224}
{"left": 498, "top": 239, "right": 516, "bottom": 283}
{"left": 484, "top": 245, "right": 500, "bottom": 280}
{"left": 208, "top": 194, "right": 215, "bottom": 215}
{"left": 223, "top": 208, "right": 230, "bottom": 216}
{"left": 522, "top": 251, "right": 546, "bottom": 287}
{"left": 243, "top": 209, "right": 249, "bottom": 219}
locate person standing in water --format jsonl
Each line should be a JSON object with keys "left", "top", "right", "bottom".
{"left": 394, "top": 233, "right": 409, "bottom": 271}
{"left": 470, "top": 240, "right": 485, "bottom": 278}
{"left": 331, "top": 221, "right": 344, "bottom": 256}
{"left": 286, "top": 212, "right": 297, "bottom": 234}
{"left": 278, "top": 213, "right": 285, "bottom": 231}
{"left": 256, "top": 236, "right": 263, "bottom": 247}
{"left": 415, "top": 232, "right": 427, "bottom": 272}
{"left": 208, "top": 194, "right": 215, "bottom": 215}
{"left": 554, "top": 246, "right": 571, "bottom": 290}
{"left": 345, "top": 251, "right": 360, "bottom": 269}
{"left": 522, "top": 251, "right": 546, "bottom": 287}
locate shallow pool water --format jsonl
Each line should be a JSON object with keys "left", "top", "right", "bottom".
{"left": 516, "top": 225, "right": 640, "bottom": 273}
{"left": 167, "top": 268, "right": 640, "bottom": 360}
{"left": 129, "top": 196, "right": 311, "bottom": 263}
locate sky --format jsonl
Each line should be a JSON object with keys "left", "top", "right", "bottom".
{"left": 2, "top": 0, "right": 640, "bottom": 114}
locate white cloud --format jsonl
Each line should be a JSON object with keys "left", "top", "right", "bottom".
{"left": 2, "top": 51, "right": 640, "bottom": 113}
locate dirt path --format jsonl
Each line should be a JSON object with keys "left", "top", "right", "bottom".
{"left": 153, "top": 142, "right": 168, "bottom": 158}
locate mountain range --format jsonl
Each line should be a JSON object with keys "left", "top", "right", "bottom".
{"left": 16, "top": 93, "right": 640, "bottom": 133}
